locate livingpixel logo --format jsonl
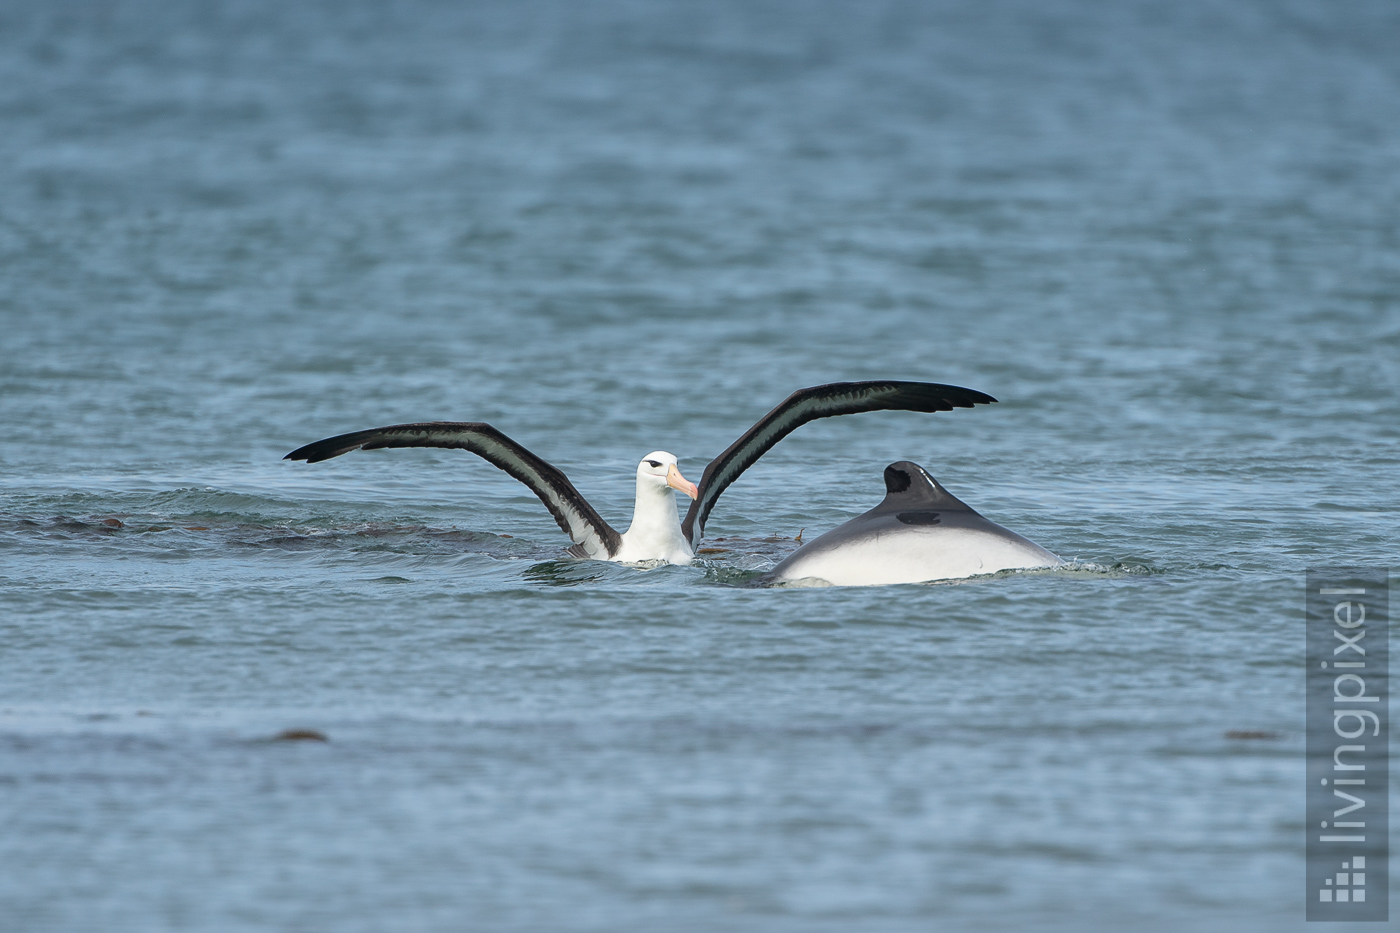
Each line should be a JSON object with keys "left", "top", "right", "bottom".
{"left": 1317, "top": 856, "right": 1367, "bottom": 904}
{"left": 1306, "top": 570, "right": 1389, "bottom": 922}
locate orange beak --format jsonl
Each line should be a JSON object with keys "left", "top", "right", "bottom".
{"left": 666, "top": 463, "right": 699, "bottom": 500}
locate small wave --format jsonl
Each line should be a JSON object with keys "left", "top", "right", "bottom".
{"left": 0, "top": 509, "right": 545, "bottom": 562}
{"left": 1040, "top": 559, "right": 1164, "bottom": 577}
{"left": 767, "top": 576, "right": 834, "bottom": 589}
{"left": 522, "top": 560, "right": 610, "bottom": 587}
{"left": 699, "top": 565, "right": 772, "bottom": 587}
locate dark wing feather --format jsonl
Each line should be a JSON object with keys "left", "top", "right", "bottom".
{"left": 680, "top": 381, "right": 996, "bottom": 544}
{"left": 285, "top": 422, "right": 621, "bottom": 558}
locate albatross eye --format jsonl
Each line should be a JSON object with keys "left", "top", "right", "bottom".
{"left": 645, "top": 460, "right": 662, "bottom": 468}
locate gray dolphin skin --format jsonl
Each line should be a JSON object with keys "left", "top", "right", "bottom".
{"left": 764, "top": 461, "right": 1062, "bottom": 586}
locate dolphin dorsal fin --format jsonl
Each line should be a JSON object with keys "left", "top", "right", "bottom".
{"left": 876, "top": 462, "right": 978, "bottom": 513}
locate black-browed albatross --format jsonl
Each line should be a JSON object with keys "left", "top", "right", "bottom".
{"left": 284, "top": 381, "right": 995, "bottom": 564}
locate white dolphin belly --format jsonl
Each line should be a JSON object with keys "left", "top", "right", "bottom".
{"left": 771, "top": 524, "right": 1060, "bottom": 586}
{"left": 764, "top": 461, "right": 1062, "bottom": 587}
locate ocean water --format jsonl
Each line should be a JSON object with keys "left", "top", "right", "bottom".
{"left": 2, "top": 0, "right": 1399, "bottom": 930}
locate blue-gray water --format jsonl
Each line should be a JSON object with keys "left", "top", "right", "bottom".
{"left": 3, "top": 1, "right": 1398, "bottom": 930}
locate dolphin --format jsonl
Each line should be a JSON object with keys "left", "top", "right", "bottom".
{"left": 763, "top": 461, "right": 1062, "bottom": 586}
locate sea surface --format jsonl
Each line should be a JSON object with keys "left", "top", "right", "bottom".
{"left": 2, "top": 1, "right": 1398, "bottom": 930}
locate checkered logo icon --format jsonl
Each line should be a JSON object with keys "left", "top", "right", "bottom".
{"left": 1319, "top": 856, "right": 1367, "bottom": 903}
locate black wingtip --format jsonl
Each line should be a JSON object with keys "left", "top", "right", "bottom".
{"left": 932, "top": 383, "right": 996, "bottom": 407}
{"left": 948, "top": 386, "right": 995, "bottom": 407}
{"left": 283, "top": 440, "right": 332, "bottom": 463}
{"left": 883, "top": 381, "right": 997, "bottom": 411}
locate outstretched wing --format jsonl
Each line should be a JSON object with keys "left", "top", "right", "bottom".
{"left": 680, "top": 381, "right": 996, "bottom": 544}
{"left": 285, "top": 422, "right": 622, "bottom": 559}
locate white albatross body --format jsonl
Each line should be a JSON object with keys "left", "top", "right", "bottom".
{"left": 284, "top": 381, "right": 1000, "bottom": 567}
{"left": 609, "top": 452, "right": 697, "bottom": 565}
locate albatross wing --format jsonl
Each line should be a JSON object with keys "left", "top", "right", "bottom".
{"left": 285, "top": 422, "right": 622, "bottom": 559}
{"left": 680, "top": 381, "right": 996, "bottom": 545}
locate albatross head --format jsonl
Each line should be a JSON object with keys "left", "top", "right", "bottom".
{"left": 637, "top": 451, "right": 698, "bottom": 500}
